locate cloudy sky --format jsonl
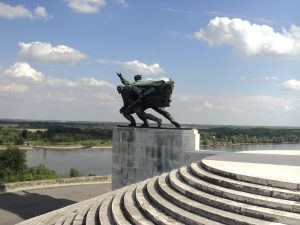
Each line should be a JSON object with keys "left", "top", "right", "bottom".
{"left": 0, "top": 0, "right": 300, "bottom": 126}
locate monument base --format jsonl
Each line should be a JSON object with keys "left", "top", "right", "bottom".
{"left": 112, "top": 126, "right": 203, "bottom": 189}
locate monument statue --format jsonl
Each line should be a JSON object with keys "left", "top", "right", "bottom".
{"left": 116, "top": 72, "right": 180, "bottom": 128}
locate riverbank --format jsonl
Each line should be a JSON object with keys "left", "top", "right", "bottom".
{"left": 0, "top": 145, "right": 112, "bottom": 150}
{"left": 200, "top": 142, "right": 300, "bottom": 147}
{"left": 0, "top": 175, "right": 111, "bottom": 193}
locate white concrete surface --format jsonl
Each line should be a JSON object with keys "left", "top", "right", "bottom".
{"left": 202, "top": 150, "right": 300, "bottom": 190}
{"left": 17, "top": 149, "right": 300, "bottom": 225}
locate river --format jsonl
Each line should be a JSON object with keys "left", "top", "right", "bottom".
{"left": 26, "top": 144, "right": 300, "bottom": 177}
{"left": 26, "top": 148, "right": 112, "bottom": 177}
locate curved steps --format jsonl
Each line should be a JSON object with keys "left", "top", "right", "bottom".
{"left": 181, "top": 166, "right": 300, "bottom": 213}
{"left": 17, "top": 160, "right": 300, "bottom": 225}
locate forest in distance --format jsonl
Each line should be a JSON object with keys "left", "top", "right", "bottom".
{"left": 1, "top": 120, "right": 299, "bottom": 183}
{"left": 0, "top": 119, "right": 299, "bottom": 147}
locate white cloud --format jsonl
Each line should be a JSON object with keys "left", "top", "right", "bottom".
{"left": 46, "top": 77, "right": 77, "bottom": 87}
{"left": 281, "top": 79, "right": 300, "bottom": 91}
{"left": 123, "top": 60, "right": 164, "bottom": 75}
{"left": 45, "top": 77, "right": 114, "bottom": 89}
{"left": 34, "top": 6, "right": 49, "bottom": 18}
{"left": 0, "top": 83, "right": 29, "bottom": 93}
{"left": 284, "top": 105, "right": 292, "bottom": 112}
{"left": 115, "top": 0, "right": 128, "bottom": 8}
{"left": 199, "top": 101, "right": 243, "bottom": 113}
{"left": 203, "top": 101, "right": 214, "bottom": 109}
{"left": 98, "top": 59, "right": 164, "bottom": 75}
{"left": 171, "top": 94, "right": 300, "bottom": 125}
{"left": 0, "top": 62, "right": 121, "bottom": 121}
{"left": 79, "top": 77, "right": 115, "bottom": 88}
{"left": 5, "top": 62, "right": 45, "bottom": 82}
{"left": 93, "top": 92, "right": 118, "bottom": 105}
{"left": 265, "top": 76, "right": 278, "bottom": 81}
{"left": 145, "top": 76, "right": 170, "bottom": 82}
{"left": 0, "top": 3, "right": 50, "bottom": 20}
{"left": 46, "top": 92, "right": 78, "bottom": 102}
{"left": 0, "top": 2, "right": 32, "bottom": 19}
{"left": 240, "top": 76, "right": 246, "bottom": 81}
{"left": 19, "top": 42, "right": 88, "bottom": 64}
{"left": 195, "top": 17, "right": 300, "bottom": 57}
{"left": 67, "top": 0, "right": 106, "bottom": 13}
{"left": 158, "top": 8, "right": 192, "bottom": 14}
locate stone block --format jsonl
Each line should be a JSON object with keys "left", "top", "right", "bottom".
{"left": 112, "top": 126, "right": 201, "bottom": 189}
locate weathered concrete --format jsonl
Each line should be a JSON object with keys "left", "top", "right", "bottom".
{"left": 202, "top": 151, "right": 300, "bottom": 190}
{"left": 112, "top": 126, "right": 203, "bottom": 189}
{"left": 17, "top": 150, "right": 300, "bottom": 225}
{"left": 0, "top": 175, "right": 111, "bottom": 193}
{"left": 1, "top": 183, "right": 111, "bottom": 225}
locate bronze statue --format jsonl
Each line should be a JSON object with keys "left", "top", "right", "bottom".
{"left": 117, "top": 72, "right": 180, "bottom": 128}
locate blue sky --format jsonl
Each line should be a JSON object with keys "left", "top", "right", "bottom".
{"left": 0, "top": 0, "right": 300, "bottom": 126}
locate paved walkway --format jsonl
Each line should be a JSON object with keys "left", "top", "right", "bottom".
{"left": 202, "top": 150, "right": 300, "bottom": 190}
{"left": 0, "top": 183, "right": 111, "bottom": 225}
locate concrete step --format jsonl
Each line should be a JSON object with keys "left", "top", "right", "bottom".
{"left": 99, "top": 194, "right": 115, "bottom": 225}
{"left": 61, "top": 199, "right": 96, "bottom": 225}
{"left": 16, "top": 202, "right": 81, "bottom": 225}
{"left": 180, "top": 165, "right": 300, "bottom": 213}
{"left": 201, "top": 159, "right": 300, "bottom": 190}
{"left": 63, "top": 211, "right": 77, "bottom": 225}
{"left": 191, "top": 162, "right": 300, "bottom": 201}
{"left": 72, "top": 197, "right": 98, "bottom": 225}
{"left": 161, "top": 172, "right": 286, "bottom": 225}
{"left": 123, "top": 187, "right": 155, "bottom": 225}
{"left": 170, "top": 169, "right": 300, "bottom": 224}
{"left": 111, "top": 189, "right": 132, "bottom": 225}
{"left": 135, "top": 179, "right": 184, "bottom": 225}
{"left": 146, "top": 175, "right": 224, "bottom": 225}
{"left": 86, "top": 193, "right": 112, "bottom": 225}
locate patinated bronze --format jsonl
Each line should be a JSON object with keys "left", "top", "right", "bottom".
{"left": 117, "top": 72, "right": 180, "bottom": 128}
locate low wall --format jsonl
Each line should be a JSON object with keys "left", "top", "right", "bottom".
{"left": 0, "top": 175, "right": 111, "bottom": 193}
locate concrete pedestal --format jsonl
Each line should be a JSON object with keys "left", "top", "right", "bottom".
{"left": 112, "top": 126, "right": 201, "bottom": 189}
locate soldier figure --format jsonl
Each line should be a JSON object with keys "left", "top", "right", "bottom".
{"left": 116, "top": 72, "right": 180, "bottom": 128}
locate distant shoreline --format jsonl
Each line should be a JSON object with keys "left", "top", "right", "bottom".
{"left": 0, "top": 145, "right": 113, "bottom": 150}
{"left": 1, "top": 142, "right": 298, "bottom": 151}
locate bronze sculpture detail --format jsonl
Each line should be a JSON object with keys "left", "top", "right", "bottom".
{"left": 117, "top": 73, "right": 180, "bottom": 128}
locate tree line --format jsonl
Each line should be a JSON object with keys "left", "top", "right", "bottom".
{"left": 0, "top": 146, "right": 59, "bottom": 183}
{"left": 1, "top": 125, "right": 299, "bottom": 147}
{"left": 0, "top": 146, "right": 92, "bottom": 183}
{"left": 0, "top": 126, "right": 112, "bottom": 146}
{"left": 199, "top": 127, "right": 300, "bottom": 145}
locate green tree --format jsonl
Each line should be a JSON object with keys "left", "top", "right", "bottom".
{"left": 14, "top": 138, "right": 24, "bottom": 145}
{"left": 70, "top": 168, "right": 80, "bottom": 177}
{"left": 21, "top": 129, "right": 29, "bottom": 139}
{"left": 0, "top": 146, "right": 26, "bottom": 173}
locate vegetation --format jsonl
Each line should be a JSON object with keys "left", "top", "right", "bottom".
{"left": 200, "top": 127, "right": 300, "bottom": 145}
{"left": 0, "top": 125, "right": 112, "bottom": 147}
{"left": 70, "top": 168, "right": 80, "bottom": 177}
{"left": 1, "top": 121, "right": 299, "bottom": 148}
{"left": 0, "top": 146, "right": 59, "bottom": 183}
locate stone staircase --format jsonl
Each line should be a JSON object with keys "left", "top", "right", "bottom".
{"left": 18, "top": 161, "right": 300, "bottom": 225}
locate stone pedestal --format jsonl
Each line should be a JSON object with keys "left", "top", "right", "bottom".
{"left": 112, "top": 126, "right": 200, "bottom": 189}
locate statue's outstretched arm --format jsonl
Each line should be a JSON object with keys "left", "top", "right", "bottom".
{"left": 116, "top": 72, "right": 130, "bottom": 85}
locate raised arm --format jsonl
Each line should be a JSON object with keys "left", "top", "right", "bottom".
{"left": 116, "top": 72, "right": 130, "bottom": 85}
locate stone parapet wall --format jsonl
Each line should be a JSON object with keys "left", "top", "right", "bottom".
{"left": 0, "top": 175, "right": 111, "bottom": 193}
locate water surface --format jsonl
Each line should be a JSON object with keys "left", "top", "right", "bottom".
{"left": 26, "top": 148, "right": 112, "bottom": 177}
{"left": 26, "top": 144, "right": 300, "bottom": 176}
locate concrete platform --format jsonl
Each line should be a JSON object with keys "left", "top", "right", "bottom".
{"left": 202, "top": 150, "right": 300, "bottom": 190}
{"left": 18, "top": 150, "right": 300, "bottom": 225}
